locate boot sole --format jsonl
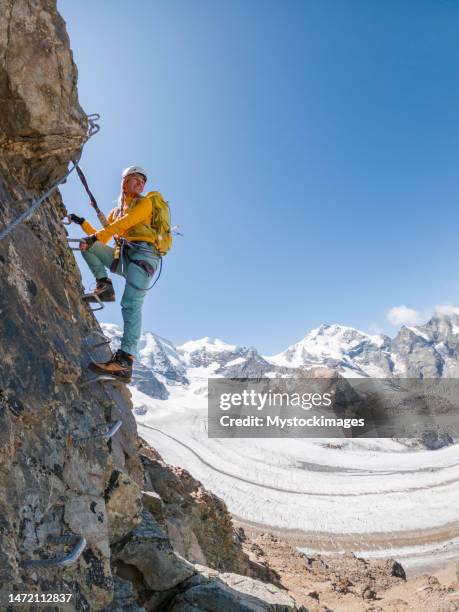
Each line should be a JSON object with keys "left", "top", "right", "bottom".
{"left": 82, "top": 295, "right": 116, "bottom": 303}
{"left": 88, "top": 363, "right": 132, "bottom": 383}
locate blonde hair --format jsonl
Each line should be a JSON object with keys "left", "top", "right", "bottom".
{"left": 115, "top": 174, "right": 146, "bottom": 218}
{"left": 114, "top": 178, "right": 126, "bottom": 219}
{"left": 115, "top": 177, "right": 133, "bottom": 219}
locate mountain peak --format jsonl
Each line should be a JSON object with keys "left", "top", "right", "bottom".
{"left": 431, "top": 306, "right": 459, "bottom": 321}
{"left": 267, "top": 322, "right": 387, "bottom": 371}
{"left": 177, "top": 337, "right": 238, "bottom": 353}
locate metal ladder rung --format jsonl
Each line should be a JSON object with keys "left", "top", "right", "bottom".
{"left": 67, "top": 237, "right": 82, "bottom": 251}
{"left": 81, "top": 292, "right": 104, "bottom": 311}
{"left": 68, "top": 419, "right": 123, "bottom": 445}
{"left": 21, "top": 535, "right": 86, "bottom": 569}
{"left": 79, "top": 374, "right": 125, "bottom": 388}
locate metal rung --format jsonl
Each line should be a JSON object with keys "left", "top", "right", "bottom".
{"left": 80, "top": 374, "right": 124, "bottom": 387}
{"left": 82, "top": 293, "right": 104, "bottom": 311}
{"left": 68, "top": 420, "right": 123, "bottom": 445}
{"left": 67, "top": 237, "right": 81, "bottom": 251}
{"left": 91, "top": 340, "right": 111, "bottom": 349}
{"left": 83, "top": 330, "right": 112, "bottom": 348}
{"left": 83, "top": 330, "right": 112, "bottom": 364}
{"left": 21, "top": 535, "right": 86, "bottom": 569}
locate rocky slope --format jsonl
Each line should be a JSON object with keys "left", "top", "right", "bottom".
{"left": 236, "top": 531, "right": 459, "bottom": 611}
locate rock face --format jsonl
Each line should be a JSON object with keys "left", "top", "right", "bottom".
{"left": 0, "top": 0, "right": 87, "bottom": 167}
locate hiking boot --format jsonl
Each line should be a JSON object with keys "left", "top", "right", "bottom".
{"left": 82, "top": 277, "right": 116, "bottom": 302}
{"left": 89, "top": 349, "right": 133, "bottom": 382}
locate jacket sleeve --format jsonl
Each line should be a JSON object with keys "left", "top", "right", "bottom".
{"left": 81, "top": 219, "right": 97, "bottom": 235}
{"left": 81, "top": 207, "right": 117, "bottom": 237}
{"left": 94, "top": 197, "right": 152, "bottom": 244}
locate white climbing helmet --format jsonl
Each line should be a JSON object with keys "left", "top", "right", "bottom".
{"left": 122, "top": 166, "right": 148, "bottom": 182}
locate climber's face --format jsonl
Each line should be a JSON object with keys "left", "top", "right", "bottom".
{"left": 123, "top": 173, "right": 146, "bottom": 197}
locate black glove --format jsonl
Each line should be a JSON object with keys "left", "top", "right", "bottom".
{"left": 79, "top": 234, "right": 97, "bottom": 250}
{"left": 69, "top": 213, "right": 85, "bottom": 225}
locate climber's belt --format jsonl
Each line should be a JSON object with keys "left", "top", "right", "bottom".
{"left": 112, "top": 240, "right": 158, "bottom": 277}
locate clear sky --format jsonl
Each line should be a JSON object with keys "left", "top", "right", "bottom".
{"left": 58, "top": 0, "right": 459, "bottom": 355}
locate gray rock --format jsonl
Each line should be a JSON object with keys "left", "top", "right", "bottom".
{"left": 105, "top": 471, "right": 143, "bottom": 543}
{"left": 113, "top": 510, "right": 195, "bottom": 591}
{"left": 103, "top": 576, "right": 146, "bottom": 612}
{"left": 141, "top": 490, "right": 164, "bottom": 520}
{"left": 421, "top": 431, "right": 454, "bottom": 450}
{"left": 169, "top": 566, "right": 308, "bottom": 611}
{"left": 64, "top": 494, "right": 110, "bottom": 557}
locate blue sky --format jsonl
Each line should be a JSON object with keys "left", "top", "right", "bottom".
{"left": 58, "top": 0, "right": 459, "bottom": 354}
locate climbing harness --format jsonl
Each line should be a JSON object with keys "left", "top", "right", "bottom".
{"left": 119, "top": 238, "right": 163, "bottom": 293}
{"left": 21, "top": 534, "right": 86, "bottom": 569}
{"left": 68, "top": 419, "right": 122, "bottom": 446}
{"left": 71, "top": 237, "right": 163, "bottom": 298}
{"left": 0, "top": 114, "right": 100, "bottom": 243}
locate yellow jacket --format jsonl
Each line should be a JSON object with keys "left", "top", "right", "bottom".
{"left": 81, "top": 195, "right": 156, "bottom": 245}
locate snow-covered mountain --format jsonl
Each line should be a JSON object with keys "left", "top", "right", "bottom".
{"left": 267, "top": 312, "right": 459, "bottom": 378}
{"left": 101, "top": 310, "right": 459, "bottom": 399}
{"left": 268, "top": 324, "right": 392, "bottom": 377}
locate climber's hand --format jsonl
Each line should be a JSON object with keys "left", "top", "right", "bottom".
{"left": 69, "top": 213, "right": 85, "bottom": 225}
{"left": 79, "top": 235, "right": 97, "bottom": 251}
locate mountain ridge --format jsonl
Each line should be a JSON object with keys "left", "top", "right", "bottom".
{"left": 102, "top": 310, "right": 459, "bottom": 391}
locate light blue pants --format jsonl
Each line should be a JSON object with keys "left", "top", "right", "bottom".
{"left": 82, "top": 241, "right": 160, "bottom": 356}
